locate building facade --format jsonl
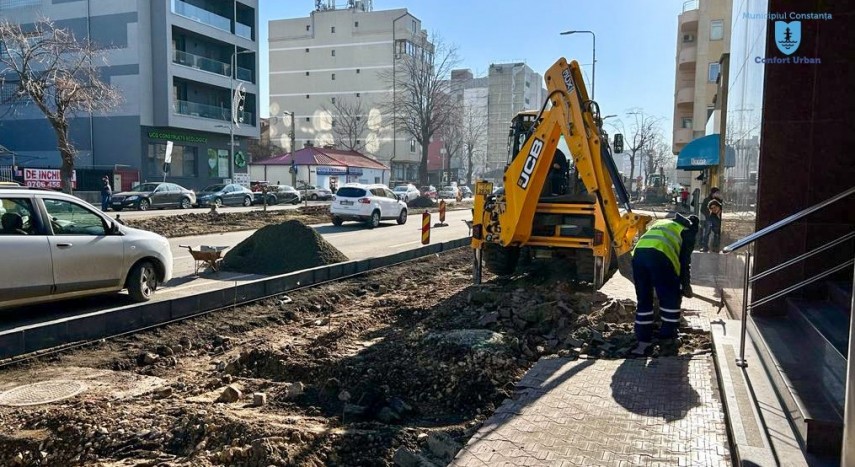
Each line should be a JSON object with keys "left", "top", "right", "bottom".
{"left": 0, "top": 0, "right": 259, "bottom": 191}
{"left": 268, "top": 3, "right": 429, "bottom": 183}
{"left": 485, "top": 62, "right": 545, "bottom": 174}
{"left": 672, "top": 0, "right": 732, "bottom": 170}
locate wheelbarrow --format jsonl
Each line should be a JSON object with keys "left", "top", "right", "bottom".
{"left": 180, "top": 245, "right": 229, "bottom": 275}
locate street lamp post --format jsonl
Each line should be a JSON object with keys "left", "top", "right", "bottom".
{"left": 280, "top": 111, "right": 297, "bottom": 186}
{"left": 559, "top": 30, "right": 596, "bottom": 100}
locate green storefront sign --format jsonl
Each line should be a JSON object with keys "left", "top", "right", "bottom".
{"left": 148, "top": 130, "right": 207, "bottom": 144}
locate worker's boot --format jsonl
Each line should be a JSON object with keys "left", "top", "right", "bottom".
{"left": 658, "top": 336, "right": 683, "bottom": 356}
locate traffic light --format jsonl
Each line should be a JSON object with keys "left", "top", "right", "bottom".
{"left": 613, "top": 133, "right": 624, "bottom": 153}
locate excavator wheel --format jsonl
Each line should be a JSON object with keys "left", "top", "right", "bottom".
{"left": 482, "top": 243, "right": 520, "bottom": 276}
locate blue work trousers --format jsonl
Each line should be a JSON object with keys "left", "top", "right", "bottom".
{"left": 632, "top": 248, "right": 683, "bottom": 342}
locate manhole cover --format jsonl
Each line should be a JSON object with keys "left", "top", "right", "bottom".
{"left": 0, "top": 380, "right": 87, "bottom": 406}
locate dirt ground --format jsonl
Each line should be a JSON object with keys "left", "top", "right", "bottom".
{"left": 0, "top": 249, "right": 711, "bottom": 467}
{"left": 123, "top": 202, "right": 473, "bottom": 239}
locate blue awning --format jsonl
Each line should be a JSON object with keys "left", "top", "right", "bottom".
{"left": 676, "top": 134, "right": 736, "bottom": 170}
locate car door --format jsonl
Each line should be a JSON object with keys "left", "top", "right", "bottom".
{"left": 227, "top": 185, "right": 241, "bottom": 205}
{"left": 166, "top": 184, "right": 182, "bottom": 207}
{"left": 0, "top": 196, "right": 53, "bottom": 304}
{"left": 42, "top": 197, "right": 125, "bottom": 295}
{"left": 384, "top": 188, "right": 402, "bottom": 217}
{"left": 149, "top": 185, "right": 169, "bottom": 207}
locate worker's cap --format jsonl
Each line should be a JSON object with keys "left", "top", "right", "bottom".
{"left": 688, "top": 215, "right": 700, "bottom": 228}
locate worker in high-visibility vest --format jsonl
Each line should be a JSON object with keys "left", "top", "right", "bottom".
{"left": 629, "top": 213, "right": 699, "bottom": 356}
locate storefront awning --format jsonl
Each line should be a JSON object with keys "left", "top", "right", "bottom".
{"left": 676, "top": 134, "right": 736, "bottom": 171}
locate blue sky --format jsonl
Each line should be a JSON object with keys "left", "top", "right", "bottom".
{"left": 259, "top": 0, "right": 685, "bottom": 140}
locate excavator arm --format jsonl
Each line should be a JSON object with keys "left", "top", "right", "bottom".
{"left": 473, "top": 58, "right": 650, "bottom": 282}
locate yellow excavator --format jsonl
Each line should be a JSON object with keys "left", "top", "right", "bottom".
{"left": 471, "top": 58, "right": 651, "bottom": 289}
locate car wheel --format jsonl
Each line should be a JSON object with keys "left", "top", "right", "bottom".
{"left": 291, "top": 198, "right": 300, "bottom": 205}
{"left": 127, "top": 260, "right": 157, "bottom": 302}
{"left": 180, "top": 197, "right": 192, "bottom": 209}
{"left": 310, "top": 193, "right": 319, "bottom": 201}
{"left": 243, "top": 196, "right": 252, "bottom": 207}
{"left": 137, "top": 199, "right": 150, "bottom": 211}
{"left": 397, "top": 208, "right": 408, "bottom": 225}
{"left": 267, "top": 196, "right": 278, "bottom": 205}
{"left": 366, "top": 210, "right": 380, "bottom": 229}
{"left": 214, "top": 198, "right": 223, "bottom": 207}
{"left": 332, "top": 216, "right": 344, "bottom": 226}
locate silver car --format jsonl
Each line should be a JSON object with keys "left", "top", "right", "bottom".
{"left": 0, "top": 187, "right": 173, "bottom": 309}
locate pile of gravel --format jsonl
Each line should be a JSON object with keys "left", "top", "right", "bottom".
{"left": 221, "top": 220, "right": 348, "bottom": 275}
{"left": 408, "top": 196, "right": 436, "bottom": 208}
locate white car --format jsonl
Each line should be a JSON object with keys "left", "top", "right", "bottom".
{"left": 0, "top": 187, "right": 173, "bottom": 310}
{"left": 438, "top": 185, "right": 460, "bottom": 200}
{"left": 392, "top": 184, "right": 420, "bottom": 202}
{"left": 330, "top": 184, "right": 408, "bottom": 228}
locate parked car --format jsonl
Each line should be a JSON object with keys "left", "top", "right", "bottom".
{"left": 297, "top": 183, "right": 332, "bottom": 201}
{"left": 438, "top": 185, "right": 461, "bottom": 200}
{"left": 330, "top": 183, "right": 408, "bottom": 229}
{"left": 392, "top": 184, "right": 421, "bottom": 202}
{"left": 111, "top": 182, "right": 196, "bottom": 211}
{"left": 195, "top": 183, "right": 254, "bottom": 207}
{"left": 0, "top": 186, "right": 173, "bottom": 309}
{"left": 459, "top": 186, "right": 473, "bottom": 198}
{"left": 419, "top": 185, "right": 438, "bottom": 200}
{"left": 253, "top": 185, "right": 301, "bottom": 205}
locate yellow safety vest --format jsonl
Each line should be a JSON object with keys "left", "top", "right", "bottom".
{"left": 633, "top": 219, "right": 685, "bottom": 275}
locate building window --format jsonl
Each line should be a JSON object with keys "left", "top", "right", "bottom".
{"left": 356, "top": 92, "right": 360, "bottom": 97}
{"left": 707, "top": 107, "right": 715, "bottom": 120}
{"left": 708, "top": 62, "right": 721, "bottom": 82}
{"left": 0, "top": 81, "right": 19, "bottom": 101}
{"left": 332, "top": 73, "right": 335, "bottom": 80}
{"left": 710, "top": 20, "right": 724, "bottom": 41}
{"left": 524, "top": 97, "right": 530, "bottom": 105}
{"left": 305, "top": 71, "right": 310, "bottom": 76}
{"left": 354, "top": 21, "right": 359, "bottom": 27}
{"left": 525, "top": 81, "right": 530, "bottom": 88}
{"left": 305, "top": 48, "right": 309, "bottom": 53}
{"left": 147, "top": 143, "right": 197, "bottom": 177}
{"left": 331, "top": 26, "right": 335, "bottom": 33}
{"left": 306, "top": 94, "right": 310, "bottom": 99}
{"left": 306, "top": 25, "right": 310, "bottom": 31}
{"left": 331, "top": 97, "right": 336, "bottom": 104}
{"left": 356, "top": 68, "right": 360, "bottom": 74}
{"left": 682, "top": 117, "right": 693, "bottom": 129}
{"left": 305, "top": 117, "right": 310, "bottom": 122}
{"left": 410, "top": 139, "right": 416, "bottom": 153}
{"left": 331, "top": 49, "right": 335, "bottom": 57}
{"left": 331, "top": 119, "right": 336, "bottom": 127}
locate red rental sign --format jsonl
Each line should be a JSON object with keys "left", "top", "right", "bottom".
{"left": 23, "top": 168, "right": 77, "bottom": 189}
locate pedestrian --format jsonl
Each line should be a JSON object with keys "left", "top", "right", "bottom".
{"left": 679, "top": 187, "right": 689, "bottom": 208}
{"left": 629, "top": 213, "right": 699, "bottom": 356}
{"left": 697, "top": 187, "right": 720, "bottom": 249}
{"left": 100, "top": 176, "right": 112, "bottom": 211}
{"left": 700, "top": 197, "right": 723, "bottom": 253}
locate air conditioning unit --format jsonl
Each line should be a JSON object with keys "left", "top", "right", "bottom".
{"left": 683, "top": 34, "right": 695, "bottom": 43}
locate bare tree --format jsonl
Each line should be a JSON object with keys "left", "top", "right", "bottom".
{"left": 380, "top": 33, "right": 460, "bottom": 185}
{"left": 460, "top": 104, "right": 488, "bottom": 186}
{"left": 322, "top": 97, "right": 369, "bottom": 153}
{"left": 438, "top": 111, "right": 464, "bottom": 185}
{"left": 608, "top": 109, "right": 661, "bottom": 196}
{"left": 0, "top": 19, "right": 121, "bottom": 192}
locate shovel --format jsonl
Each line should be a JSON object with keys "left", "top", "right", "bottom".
{"left": 691, "top": 289, "right": 725, "bottom": 314}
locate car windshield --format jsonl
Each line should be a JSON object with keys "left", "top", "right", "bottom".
{"left": 201, "top": 185, "right": 225, "bottom": 192}
{"left": 393, "top": 186, "right": 408, "bottom": 192}
{"left": 336, "top": 187, "right": 367, "bottom": 198}
{"left": 441, "top": 186, "right": 454, "bottom": 191}
{"left": 131, "top": 183, "right": 160, "bottom": 192}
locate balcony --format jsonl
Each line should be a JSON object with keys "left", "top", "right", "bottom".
{"left": 676, "top": 86, "right": 695, "bottom": 106}
{"left": 679, "top": 45, "right": 697, "bottom": 69}
{"left": 172, "top": 0, "right": 231, "bottom": 33}
{"left": 174, "top": 99, "right": 254, "bottom": 126}
{"left": 173, "top": 49, "right": 230, "bottom": 77}
{"left": 680, "top": 0, "right": 699, "bottom": 31}
{"left": 674, "top": 127, "right": 693, "bottom": 146}
{"left": 235, "top": 22, "right": 253, "bottom": 40}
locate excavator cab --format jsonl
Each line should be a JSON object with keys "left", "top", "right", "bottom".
{"left": 471, "top": 58, "right": 651, "bottom": 289}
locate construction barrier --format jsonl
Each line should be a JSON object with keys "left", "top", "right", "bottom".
{"left": 439, "top": 200, "right": 446, "bottom": 223}
{"left": 421, "top": 210, "right": 431, "bottom": 245}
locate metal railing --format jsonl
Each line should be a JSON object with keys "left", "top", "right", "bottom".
{"left": 235, "top": 22, "right": 253, "bottom": 40}
{"left": 173, "top": 99, "right": 254, "bottom": 126}
{"left": 173, "top": 50, "right": 230, "bottom": 77}
{"left": 236, "top": 66, "right": 253, "bottom": 82}
{"left": 722, "top": 185, "right": 855, "bottom": 367}
{"left": 682, "top": 0, "right": 699, "bottom": 12}
{"left": 172, "top": 0, "right": 231, "bottom": 33}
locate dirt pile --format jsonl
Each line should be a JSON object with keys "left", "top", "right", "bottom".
{"left": 296, "top": 204, "right": 330, "bottom": 216}
{"left": 125, "top": 209, "right": 331, "bottom": 238}
{"left": 221, "top": 220, "right": 348, "bottom": 275}
{"left": 408, "top": 196, "right": 436, "bottom": 208}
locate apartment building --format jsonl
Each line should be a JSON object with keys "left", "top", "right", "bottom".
{"left": 672, "top": 0, "right": 731, "bottom": 160}
{"left": 485, "top": 63, "right": 545, "bottom": 175}
{"left": 268, "top": 2, "right": 430, "bottom": 183}
{"left": 0, "top": 0, "right": 259, "bottom": 190}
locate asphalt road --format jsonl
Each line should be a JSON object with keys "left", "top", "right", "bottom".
{"left": 1, "top": 209, "right": 473, "bottom": 331}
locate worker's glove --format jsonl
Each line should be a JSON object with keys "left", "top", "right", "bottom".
{"left": 682, "top": 284, "right": 694, "bottom": 298}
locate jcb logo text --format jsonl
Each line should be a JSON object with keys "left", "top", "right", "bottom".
{"left": 517, "top": 138, "right": 544, "bottom": 189}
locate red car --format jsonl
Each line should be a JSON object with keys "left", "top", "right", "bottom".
{"left": 419, "top": 185, "right": 437, "bottom": 200}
